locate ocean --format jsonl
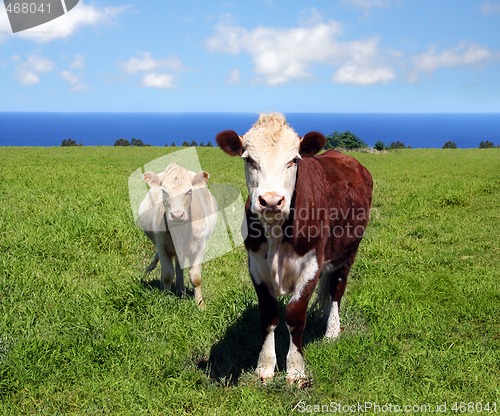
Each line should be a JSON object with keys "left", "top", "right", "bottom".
{"left": 0, "top": 112, "right": 498, "bottom": 148}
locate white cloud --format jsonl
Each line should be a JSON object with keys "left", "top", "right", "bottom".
{"left": 71, "top": 54, "right": 85, "bottom": 69}
{"left": 60, "top": 69, "right": 88, "bottom": 92}
{"left": 120, "top": 52, "right": 184, "bottom": 74}
{"left": 0, "top": 6, "right": 11, "bottom": 43}
{"left": 120, "top": 52, "right": 185, "bottom": 89}
{"left": 334, "top": 64, "right": 394, "bottom": 85}
{"left": 13, "top": 2, "right": 128, "bottom": 43}
{"left": 205, "top": 17, "right": 394, "bottom": 86}
{"left": 58, "top": 54, "right": 88, "bottom": 91}
{"left": 411, "top": 42, "right": 496, "bottom": 80}
{"left": 227, "top": 68, "right": 240, "bottom": 84}
{"left": 141, "top": 73, "right": 175, "bottom": 89}
{"left": 479, "top": 2, "right": 500, "bottom": 15}
{"left": 13, "top": 54, "right": 54, "bottom": 85}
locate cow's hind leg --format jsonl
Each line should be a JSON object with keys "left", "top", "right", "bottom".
{"left": 324, "top": 253, "right": 357, "bottom": 340}
{"left": 253, "top": 281, "right": 279, "bottom": 382}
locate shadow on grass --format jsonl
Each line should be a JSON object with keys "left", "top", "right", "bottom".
{"left": 140, "top": 278, "right": 195, "bottom": 300}
{"left": 198, "top": 303, "right": 326, "bottom": 385}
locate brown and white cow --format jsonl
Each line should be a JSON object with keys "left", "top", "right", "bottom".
{"left": 217, "top": 113, "right": 372, "bottom": 384}
{"left": 138, "top": 163, "right": 218, "bottom": 308}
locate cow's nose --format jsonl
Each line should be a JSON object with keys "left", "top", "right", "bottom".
{"left": 258, "top": 192, "right": 285, "bottom": 210}
{"left": 170, "top": 210, "right": 186, "bottom": 220}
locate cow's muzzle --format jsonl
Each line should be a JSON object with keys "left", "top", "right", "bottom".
{"left": 169, "top": 210, "right": 188, "bottom": 223}
{"left": 257, "top": 192, "right": 286, "bottom": 213}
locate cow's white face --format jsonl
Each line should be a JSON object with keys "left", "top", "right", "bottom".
{"left": 162, "top": 180, "right": 193, "bottom": 224}
{"left": 143, "top": 164, "right": 208, "bottom": 224}
{"left": 217, "top": 113, "right": 326, "bottom": 225}
{"left": 241, "top": 119, "right": 301, "bottom": 222}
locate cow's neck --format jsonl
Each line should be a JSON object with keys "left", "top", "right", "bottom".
{"left": 262, "top": 220, "right": 285, "bottom": 292}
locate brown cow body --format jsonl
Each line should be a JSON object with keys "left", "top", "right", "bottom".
{"left": 217, "top": 113, "right": 372, "bottom": 384}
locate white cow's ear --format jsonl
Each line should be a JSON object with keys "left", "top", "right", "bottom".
{"left": 299, "top": 131, "right": 326, "bottom": 157}
{"left": 216, "top": 130, "right": 243, "bottom": 156}
{"left": 143, "top": 172, "right": 160, "bottom": 187}
{"left": 193, "top": 171, "right": 209, "bottom": 186}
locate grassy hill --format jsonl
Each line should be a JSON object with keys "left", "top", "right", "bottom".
{"left": 0, "top": 147, "right": 498, "bottom": 414}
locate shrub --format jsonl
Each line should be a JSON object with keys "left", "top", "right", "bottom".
{"left": 479, "top": 140, "right": 495, "bottom": 148}
{"left": 389, "top": 140, "right": 408, "bottom": 150}
{"left": 61, "top": 138, "right": 82, "bottom": 146}
{"left": 114, "top": 138, "right": 130, "bottom": 146}
{"left": 443, "top": 141, "right": 457, "bottom": 149}
{"left": 130, "top": 138, "right": 146, "bottom": 147}
{"left": 325, "top": 131, "right": 367, "bottom": 150}
{"left": 374, "top": 140, "right": 386, "bottom": 151}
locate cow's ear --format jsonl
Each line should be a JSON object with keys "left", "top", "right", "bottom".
{"left": 299, "top": 131, "right": 325, "bottom": 157}
{"left": 143, "top": 171, "right": 160, "bottom": 187}
{"left": 193, "top": 171, "right": 209, "bottom": 186}
{"left": 216, "top": 130, "right": 243, "bottom": 156}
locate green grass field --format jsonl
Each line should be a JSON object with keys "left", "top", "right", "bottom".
{"left": 0, "top": 147, "right": 498, "bottom": 415}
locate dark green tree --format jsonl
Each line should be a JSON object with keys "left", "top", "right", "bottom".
{"left": 114, "top": 138, "right": 130, "bottom": 146}
{"left": 190, "top": 140, "right": 198, "bottom": 147}
{"left": 479, "top": 140, "right": 495, "bottom": 148}
{"left": 61, "top": 138, "right": 82, "bottom": 146}
{"left": 325, "top": 131, "right": 367, "bottom": 150}
{"left": 206, "top": 141, "right": 213, "bottom": 147}
{"left": 182, "top": 141, "right": 190, "bottom": 147}
{"left": 442, "top": 141, "right": 457, "bottom": 149}
{"left": 389, "top": 140, "right": 407, "bottom": 150}
{"left": 374, "top": 140, "right": 386, "bottom": 151}
{"left": 130, "top": 138, "right": 145, "bottom": 147}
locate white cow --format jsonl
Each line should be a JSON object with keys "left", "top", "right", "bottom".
{"left": 138, "top": 163, "right": 218, "bottom": 308}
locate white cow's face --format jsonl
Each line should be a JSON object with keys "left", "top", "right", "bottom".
{"left": 162, "top": 181, "right": 193, "bottom": 224}
{"left": 143, "top": 164, "right": 208, "bottom": 224}
{"left": 217, "top": 113, "right": 326, "bottom": 225}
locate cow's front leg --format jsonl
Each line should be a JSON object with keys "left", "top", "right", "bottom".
{"left": 157, "top": 251, "right": 174, "bottom": 292}
{"left": 174, "top": 256, "right": 185, "bottom": 296}
{"left": 285, "top": 273, "right": 318, "bottom": 385}
{"left": 253, "top": 280, "right": 279, "bottom": 382}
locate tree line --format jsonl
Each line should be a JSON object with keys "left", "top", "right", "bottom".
{"left": 324, "top": 131, "right": 499, "bottom": 150}
{"left": 60, "top": 134, "right": 497, "bottom": 149}
{"left": 325, "top": 131, "right": 412, "bottom": 150}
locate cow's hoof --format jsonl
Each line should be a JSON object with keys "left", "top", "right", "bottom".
{"left": 197, "top": 299, "right": 206, "bottom": 310}
{"left": 286, "top": 373, "right": 309, "bottom": 388}
{"left": 255, "top": 367, "right": 274, "bottom": 383}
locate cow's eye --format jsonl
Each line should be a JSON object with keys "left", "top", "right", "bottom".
{"left": 286, "top": 157, "right": 299, "bottom": 168}
{"left": 245, "top": 157, "right": 259, "bottom": 170}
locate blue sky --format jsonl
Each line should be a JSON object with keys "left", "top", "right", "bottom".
{"left": 1, "top": 0, "right": 499, "bottom": 112}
